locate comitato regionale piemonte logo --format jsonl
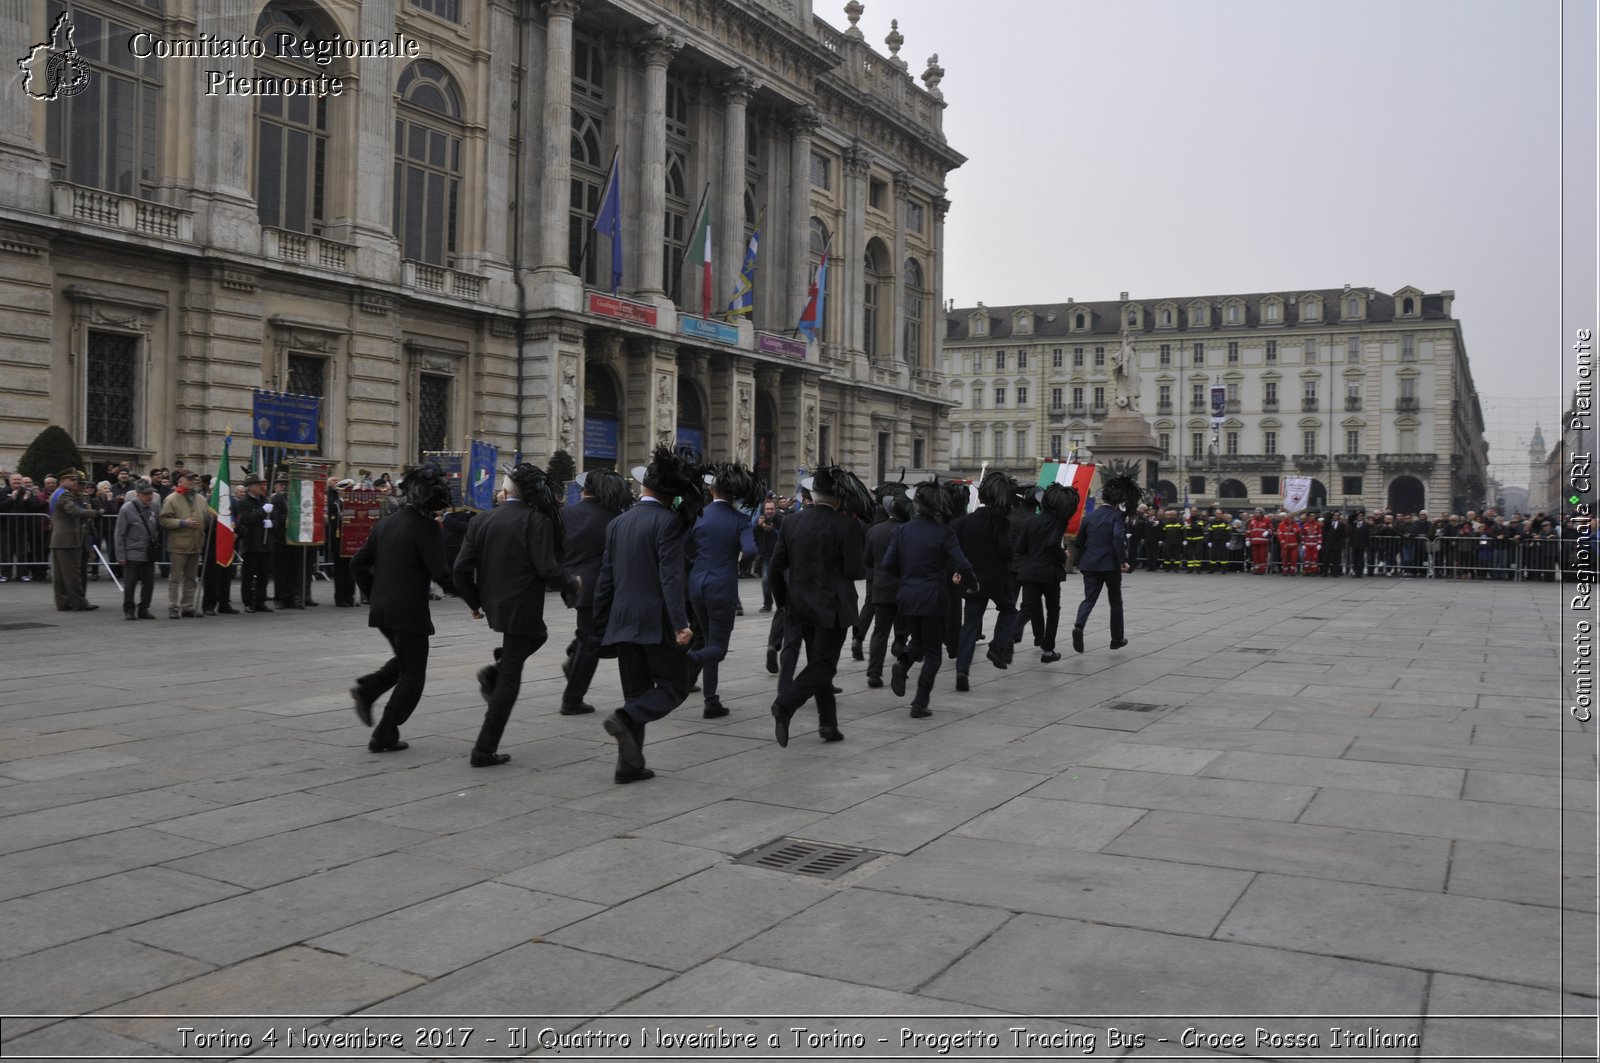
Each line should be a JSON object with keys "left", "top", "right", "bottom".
{"left": 18, "top": 11, "right": 92, "bottom": 102}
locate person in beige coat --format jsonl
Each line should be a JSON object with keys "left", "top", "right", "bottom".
{"left": 159, "top": 469, "right": 212, "bottom": 618}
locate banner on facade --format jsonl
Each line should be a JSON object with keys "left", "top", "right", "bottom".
{"left": 1282, "top": 475, "right": 1312, "bottom": 513}
{"left": 758, "top": 333, "right": 807, "bottom": 359}
{"left": 587, "top": 292, "right": 658, "bottom": 327}
{"left": 584, "top": 417, "right": 619, "bottom": 460}
{"left": 466, "top": 439, "right": 498, "bottom": 511}
{"left": 1209, "top": 385, "right": 1226, "bottom": 426}
{"left": 679, "top": 316, "right": 739, "bottom": 346}
{"left": 252, "top": 390, "right": 321, "bottom": 450}
{"left": 339, "top": 489, "right": 382, "bottom": 559}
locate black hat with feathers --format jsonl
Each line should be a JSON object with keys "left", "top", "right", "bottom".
{"left": 1101, "top": 472, "right": 1144, "bottom": 516}
{"left": 707, "top": 462, "right": 763, "bottom": 511}
{"left": 942, "top": 478, "right": 971, "bottom": 519}
{"left": 1040, "top": 482, "right": 1080, "bottom": 521}
{"left": 913, "top": 477, "right": 956, "bottom": 522}
{"left": 582, "top": 468, "right": 633, "bottom": 515}
{"left": 978, "top": 471, "right": 1014, "bottom": 514}
{"left": 642, "top": 446, "right": 703, "bottom": 525}
{"left": 810, "top": 464, "right": 875, "bottom": 521}
{"left": 398, "top": 463, "right": 451, "bottom": 515}
{"left": 505, "top": 462, "right": 559, "bottom": 517}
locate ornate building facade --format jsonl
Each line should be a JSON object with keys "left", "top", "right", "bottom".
{"left": 0, "top": 0, "right": 962, "bottom": 484}
{"left": 943, "top": 286, "right": 1491, "bottom": 515}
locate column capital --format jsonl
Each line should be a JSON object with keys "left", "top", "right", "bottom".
{"left": 843, "top": 144, "right": 872, "bottom": 180}
{"left": 541, "top": 0, "right": 581, "bottom": 20}
{"left": 933, "top": 195, "right": 951, "bottom": 220}
{"left": 785, "top": 104, "right": 821, "bottom": 137}
{"left": 893, "top": 170, "right": 915, "bottom": 199}
{"left": 636, "top": 24, "right": 682, "bottom": 67}
{"left": 719, "top": 67, "right": 760, "bottom": 104}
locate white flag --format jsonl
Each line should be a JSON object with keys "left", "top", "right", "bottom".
{"left": 1282, "top": 476, "right": 1312, "bottom": 513}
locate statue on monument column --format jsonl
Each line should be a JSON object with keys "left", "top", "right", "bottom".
{"left": 1111, "top": 328, "right": 1142, "bottom": 411}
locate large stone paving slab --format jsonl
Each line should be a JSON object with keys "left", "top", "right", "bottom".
{"left": 1030, "top": 765, "right": 1319, "bottom": 821}
{"left": 0, "top": 935, "right": 213, "bottom": 1036}
{"left": 498, "top": 836, "right": 727, "bottom": 905}
{"left": 0, "top": 826, "right": 215, "bottom": 901}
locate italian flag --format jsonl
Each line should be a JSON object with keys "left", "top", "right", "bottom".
{"left": 1037, "top": 461, "right": 1096, "bottom": 534}
{"left": 287, "top": 478, "right": 326, "bottom": 545}
{"left": 211, "top": 436, "right": 235, "bottom": 566}
{"left": 687, "top": 190, "right": 713, "bottom": 320}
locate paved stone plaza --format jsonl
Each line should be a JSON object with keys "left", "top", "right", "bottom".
{"left": 0, "top": 571, "right": 1593, "bottom": 1061}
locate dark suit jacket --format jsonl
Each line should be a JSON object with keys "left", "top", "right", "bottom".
{"left": 559, "top": 498, "right": 614, "bottom": 610}
{"left": 1072, "top": 505, "right": 1128, "bottom": 572}
{"left": 1017, "top": 512, "right": 1068, "bottom": 583}
{"left": 882, "top": 515, "right": 974, "bottom": 618}
{"left": 351, "top": 507, "right": 454, "bottom": 634}
{"left": 954, "top": 507, "right": 1014, "bottom": 597}
{"left": 593, "top": 498, "right": 689, "bottom": 647}
{"left": 232, "top": 493, "right": 274, "bottom": 554}
{"left": 863, "top": 517, "right": 904, "bottom": 604}
{"left": 769, "top": 502, "right": 865, "bottom": 629}
{"left": 689, "top": 500, "right": 754, "bottom": 605}
{"left": 453, "top": 500, "right": 574, "bottom": 638}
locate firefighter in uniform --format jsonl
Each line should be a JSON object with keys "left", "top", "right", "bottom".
{"left": 1300, "top": 512, "right": 1323, "bottom": 575}
{"left": 1161, "top": 510, "right": 1185, "bottom": 571}
{"left": 1184, "top": 511, "right": 1206, "bottom": 572}
{"left": 1206, "top": 509, "right": 1232, "bottom": 572}
{"left": 1246, "top": 508, "right": 1273, "bottom": 574}
{"left": 1276, "top": 512, "right": 1301, "bottom": 575}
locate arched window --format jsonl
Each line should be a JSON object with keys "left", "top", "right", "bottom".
{"left": 903, "top": 257, "right": 925, "bottom": 367}
{"left": 569, "top": 108, "right": 605, "bottom": 284}
{"left": 394, "top": 61, "right": 464, "bottom": 265}
{"left": 255, "top": 2, "right": 338, "bottom": 234}
{"left": 806, "top": 217, "right": 833, "bottom": 342}
{"left": 44, "top": 0, "right": 164, "bottom": 198}
{"left": 1075, "top": 312, "right": 1085, "bottom": 330}
{"left": 1402, "top": 296, "right": 1415, "bottom": 315}
{"left": 863, "top": 243, "right": 883, "bottom": 359}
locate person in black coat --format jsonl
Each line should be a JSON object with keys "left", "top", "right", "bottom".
{"left": 350, "top": 466, "right": 455, "bottom": 754}
{"left": 559, "top": 469, "right": 631, "bottom": 715}
{"left": 862, "top": 488, "right": 911, "bottom": 686}
{"left": 1018, "top": 484, "right": 1074, "bottom": 662}
{"left": 453, "top": 463, "right": 578, "bottom": 767}
{"left": 953, "top": 472, "right": 1023, "bottom": 686}
{"left": 688, "top": 463, "right": 761, "bottom": 719}
{"left": 1347, "top": 512, "right": 1371, "bottom": 577}
{"left": 591, "top": 448, "right": 700, "bottom": 784}
{"left": 768, "top": 466, "right": 869, "bottom": 746}
{"left": 882, "top": 480, "right": 975, "bottom": 718}
{"left": 1322, "top": 511, "right": 1348, "bottom": 577}
{"left": 233, "top": 474, "right": 275, "bottom": 611}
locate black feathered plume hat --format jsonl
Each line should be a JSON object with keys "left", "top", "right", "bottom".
{"left": 398, "top": 463, "right": 451, "bottom": 515}
{"left": 579, "top": 468, "right": 633, "bottom": 515}
{"left": 942, "top": 478, "right": 971, "bottom": 520}
{"left": 978, "top": 471, "right": 1014, "bottom": 514}
{"left": 504, "top": 462, "right": 559, "bottom": 516}
{"left": 641, "top": 446, "right": 703, "bottom": 525}
{"left": 913, "top": 477, "right": 956, "bottom": 522}
{"left": 803, "top": 464, "right": 874, "bottom": 520}
{"left": 705, "top": 462, "right": 764, "bottom": 511}
{"left": 1040, "top": 481, "right": 1080, "bottom": 521}
{"left": 1101, "top": 472, "right": 1144, "bottom": 516}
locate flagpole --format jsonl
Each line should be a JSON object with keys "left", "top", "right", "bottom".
{"left": 579, "top": 147, "right": 619, "bottom": 290}
{"left": 683, "top": 183, "right": 711, "bottom": 318}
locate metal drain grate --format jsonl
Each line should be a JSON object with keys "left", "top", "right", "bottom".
{"left": 735, "top": 837, "right": 880, "bottom": 879}
{"left": 0, "top": 622, "right": 55, "bottom": 632}
{"left": 1105, "top": 701, "right": 1163, "bottom": 713}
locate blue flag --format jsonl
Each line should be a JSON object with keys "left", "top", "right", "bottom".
{"left": 466, "top": 438, "right": 498, "bottom": 510}
{"left": 593, "top": 149, "right": 622, "bottom": 294}
{"left": 796, "top": 238, "right": 830, "bottom": 341}
{"left": 725, "top": 211, "right": 762, "bottom": 317}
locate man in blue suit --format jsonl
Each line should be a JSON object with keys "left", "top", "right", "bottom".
{"left": 688, "top": 463, "right": 759, "bottom": 719}
{"left": 883, "top": 480, "right": 975, "bottom": 718}
{"left": 1070, "top": 477, "right": 1137, "bottom": 653}
{"left": 592, "top": 449, "right": 700, "bottom": 783}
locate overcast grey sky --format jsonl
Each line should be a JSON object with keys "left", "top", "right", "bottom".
{"left": 845, "top": 0, "right": 1587, "bottom": 442}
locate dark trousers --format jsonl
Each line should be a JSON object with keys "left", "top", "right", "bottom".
{"left": 865, "top": 600, "right": 904, "bottom": 680}
{"left": 1349, "top": 546, "right": 1366, "bottom": 577}
{"left": 1074, "top": 569, "right": 1124, "bottom": 641}
{"left": 122, "top": 559, "right": 155, "bottom": 613}
{"left": 776, "top": 622, "right": 846, "bottom": 727}
{"left": 475, "top": 630, "right": 545, "bottom": 756}
{"left": 956, "top": 590, "right": 1020, "bottom": 673}
{"left": 241, "top": 551, "right": 271, "bottom": 608}
{"left": 852, "top": 595, "right": 875, "bottom": 644}
{"left": 944, "top": 584, "right": 962, "bottom": 657}
{"left": 614, "top": 640, "right": 691, "bottom": 725}
{"left": 688, "top": 597, "right": 737, "bottom": 704}
{"left": 332, "top": 556, "right": 354, "bottom": 605}
{"left": 358, "top": 627, "right": 430, "bottom": 746}
{"left": 563, "top": 606, "right": 602, "bottom": 706}
{"left": 203, "top": 556, "right": 235, "bottom": 609}
{"left": 770, "top": 607, "right": 803, "bottom": 695}
{"left": 900, "top": 613, "right": 946, "bottom": 709}
{"left": 759, "top": 555, "right": 775, "bottom": 608}
{"left": 1019, "top": 579, "right": 1062, "bottom": 651}
{"left": 272, "top": 545, "right": 295, "bottom": 603}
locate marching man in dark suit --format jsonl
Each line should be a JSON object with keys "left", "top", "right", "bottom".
{"left": 688, "top": 462, "right": 761, "bottom": 719}
{"left": 350, "top": 465, "right": 455, "bottom": 754}
{"left": 592, "top": 448, "right": 701, "bottom": 784}
{"left": 883, "top": 479, "right": 976, "bottom": 718}
{"left": 768, "top": 465, "right": 869, "bottom": 747}
{"left": 1070, "top": 474, "right": 1142, "bottom": 653}
{"left": 953, "top": 472, "right": 1023, "bottom": 686}
{"left": 453, "top": 463, "right": 578, "bottom": 767}
{"left": 559, "top": 469, "right": 632, "bottom": 715}
{"left": 1017, "top": 482, "right": 1078, "bottom": 663}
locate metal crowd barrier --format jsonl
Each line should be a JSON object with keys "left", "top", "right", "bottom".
{"left": 1128, "top": 531, "right": 1580, "bottom": 580}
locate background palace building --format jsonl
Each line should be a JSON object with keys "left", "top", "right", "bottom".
{"left": 943, "top": 287, "right": 1492, "bottom": 516}
{"left": 0, "top": 0, "right": 963, "bottom": 485}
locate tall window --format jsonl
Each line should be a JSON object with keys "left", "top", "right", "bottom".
{"left": 902, "top": 259, "right": 925, "bottom": 365}
{"left": 1401, "top": 335, "right": 1416, "bottom": 362}
{"left": 1266, "top": 339, "right": 1277, "bottom": 363}
{"left": 1193, "top": 341, "right": 1205, "bottom": 366}
{"left": 1073, "top": 347, "right": 1084, "bottom": 368}
{"left": 570, "top": 109, "right": 605, "bottom": 284}
{"left": 1303, "top": 430, "right": 1317, "bottom": 455}
{"left": 1094, "top": 346, "right": 1105, "bottom": 368}
{"left": 663, "top": 149, "right": 690, "bottom": 298}
{"left": 1158, "top": 432, "right": 1170, "bottom": 456}
{"left": 573, "top": 31, "right": 605, "bottom": 99}
{"left": 1346, "top": 429, "right": 1360, "bottom": 454}
{"left": 1191, "top": 432, "right": 1203, "bottom": 457}
{"left": 1305, "top": 339, "right": 1317, "bottom": 363}
{"left": 995, "top": 350, "right": 1006, "bottom": 372}
{"left": 1051, "top": 433, "right": 1064, "bottom": 456}
{"left": 1016, "top": 385, "right": 1028, "bottom": 406}
{"left": 1015, "top": 425, "right": 1029, "bottom": 458}
{"left": 1158, "top": 383, "right": 1171, "bottom": 408}
{"left": 255, "top": 4, "right": 331, "bottom": 233}
{"left": 1304, "top": 380, "right": 1318, "bottom": 403}
{"left": 45, "top": 1, "right": 163, "bottom": 198}
{"left": 394, "top": 61, "right": 464, "bottom": 266}
{"left": 287, "top": 354, "right": 327, "bottom": 455}
{"left": 1191, "top": 382, "right": 1204, "bottom": 409}
{"left": 1159, "top": 343, "right": 1171, "bottom": 366}
{"left": 411, "top": 0, "right": 461, "bottom": 20}
{"left": 993, "top": 428, "right": 1006, "bottom": 459}
{"left": 1264, "top": 302, "right": 1281, "bottom": 322}
{"left": 809, "top": 150, "right": 831, "bottom": 189}
{"left": 1346, "top": 381, "right": 1361, "bottom": 406}
{"left": 1227, "top": 341, "right": 1239, "bottom": 364}
{"left": 1226, "top": 430, "right": 1239, "bottom": 455}
{"left": 85, "top": 331, "right": 138, "bottom": 447}
{"left": 994, "top": 386, "right": 1005, "bottom": 406}
{"left": 1016, "top": 351, "right": 1028, "bottom": 369}
{"left": 1347, "top": 336, "right": 1361, "bottom": 363}
{"left": 1400, "top": 378, "right": 1417, "bottom": 400}
{"left": 1093, "top": 386, "right": 1105, "bottom": 408}
{"left": 1071, "top": 386, "right": 1084, "bottom": 405}
{"left": 418, "top": 374, "right": 450, "bottom": 459}
{"left": 1264, "top": 381, "right": 1278, "bottom": 405}
{"left": 862, "top": 244, "right": 882, "bottom": 359}
{"left": 906, "top": 200, "right": 924, "bottom": 233}
{"left": 1052, "top": 348, "right": 1063, "bottom": 368}
{"left": 1051, "top": 387, "right": 1063, "bottom": 406}
{"left": 1264, "top": 430, "right": 1278, "bottom": 454}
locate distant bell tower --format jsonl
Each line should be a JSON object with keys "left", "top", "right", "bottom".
{"left": 1527, "top": 425, "right": 1547, "bottom": 511}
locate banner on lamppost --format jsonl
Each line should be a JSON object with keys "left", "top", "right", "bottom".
{"left": 1209, "top": 385, "right": 1226, "bottom": 426}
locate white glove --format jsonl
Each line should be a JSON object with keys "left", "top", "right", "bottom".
{"left": 262, "top": 503, "right": 274, "bottom": 513}
{"left": 263, "top": 519, "right": 273, "bottom": 529}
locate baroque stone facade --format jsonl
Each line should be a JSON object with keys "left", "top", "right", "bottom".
{"left": 0, "top": 0, "right": 963, "bottom": 486}
{"left": 944, "top": 286, "right": 1491, "bottom": 515}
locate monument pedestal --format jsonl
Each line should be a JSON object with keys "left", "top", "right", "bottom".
{"left": 1091, "top": 406, "right": 1164, "bottom": 491}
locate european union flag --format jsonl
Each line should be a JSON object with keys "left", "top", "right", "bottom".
{"left": 593, "top": 149, "right": 623, "bottom": 294}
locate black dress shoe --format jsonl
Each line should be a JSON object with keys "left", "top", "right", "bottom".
{"left": 217, "top": 604, "right": 239, "bottom": 614}
{"left": 256, "top": 603, "right": 274, "bottom": 612}
{"left": 1041, "top": 651, "right": 1062, "bottom": 663}
{"left": 770, "top": 700, "right": 790, "bottom": 748}
{"left": 831, "top": 685, "right": 843, "bottom": 694}
{"left": 986, "top": 646, "right": 1008, "bottom": 670}
{"left": 304, "top": 600, "right": 319, "bottom": 607}
{"left": 909, "top": 705, "right": 931, "bottom": 719}
{"left": 368, "top": 740, "right": 409, "bottom": 753}
{"left": 137, "top": 608, "right": 155, "bottom": 619}
{"left": 124, "top": 611, "right": 136, "bottom": 621}
{"left": 866, "top": 675, "right": 883, "bottom": 689}
{"left": 476, "top": 665, "right": 499, "bottom": 703}
{"left": 851, "top": 640, "right": 865, "bottom": 661}
{"left": 890, "top": 659, "right": 907, "bottom": 698}
{"left": 203, "top": 608, "right": 216, "bottom": 616}
{"left": 470, "top": 752, "right": 511, "bottom": 767}
{"left": 560, "top": 701, "right": 596, "bottom": 715}
{"left": 1071, "top": 627, "right": 1085, "bottom": 654}
{"left": 79, "top": 603, "right": 101, "bottom": 611}
{"left": 955, "top": 672, "right": 969, "bottom": 692}
{"left": 614, "top": 766, "right": 655, "bottom": 784}
{"left": 1109, "top": 639, "right": 1129, "bottom": 650}
{"left": 703, "top": 702, "right": 729, "bottom": 719}
{"left": 603, "top": 711, "right": 644, "bottom": 769}
{"left": 818, "top": 726, "right": 844, "bottom": 742}
{"left": 765, "top": 648, "right": 779, "bottom": 675}
{"left": 351, "top": 687, "right": 374, "bottom": 727}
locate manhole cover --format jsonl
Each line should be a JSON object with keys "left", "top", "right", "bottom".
{"left": 735, "top": 838, "right": 879, "bottom": 879}
{"left": 0, "top": 622, "right": 54, "bottom": 632}
{"left": 1105, "top": 702, "right": 1163, "bottom": 713}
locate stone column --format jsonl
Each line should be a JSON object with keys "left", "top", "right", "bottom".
{"left": 536, "top": 0, "right": 580, "bottom": 272}
{"left": 0, "top": 0, "right": 50, "bottom": 211}
{"left": 841, "top": 145, "right": 871, "bottom": 356}
{"left": 718, "top": 69, "right": 758, "bottom": 313}
{"left": 785, "top": 106, "right": 819, "bottom": 332}
{"left": 346, "top": 0, "right": 400, "bottom": 276}
{"left": 932, "top": 193, "right": 950, "bottom": 374}
{"left": 891, "top": 171, "right": 915, "bottom": 368}
{"left": 185, "top": 1, "right": 258, "bottom": 252}
{"left": 635, "top": 26, "right": 680, "bottom": 296}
